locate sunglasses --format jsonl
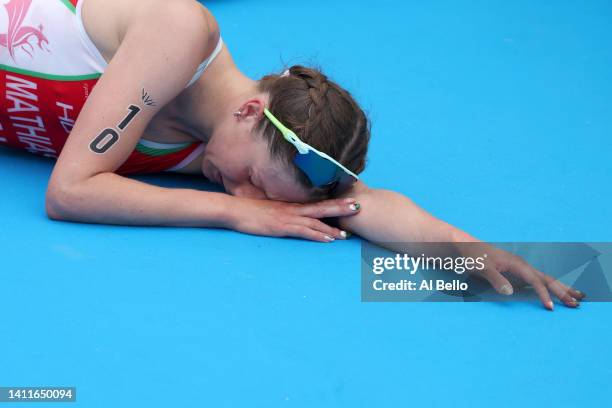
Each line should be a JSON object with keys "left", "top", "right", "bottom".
{"left": 263, "top": 108, "right": 359, "bottom": 194}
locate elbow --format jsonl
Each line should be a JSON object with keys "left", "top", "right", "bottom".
{"left": 45, "top": 181, "right": 78, "bottom": 221}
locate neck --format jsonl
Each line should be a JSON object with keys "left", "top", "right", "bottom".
{"left": 177, "top": 66, "right": 259, "bottom": 141}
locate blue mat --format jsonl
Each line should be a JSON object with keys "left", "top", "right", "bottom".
{"left": 1, "top": 0, "right": 611, "bottom": 406}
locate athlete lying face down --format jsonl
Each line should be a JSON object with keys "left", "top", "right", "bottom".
{"left": 0, "top": 0, "right": 585, "bottom": 309}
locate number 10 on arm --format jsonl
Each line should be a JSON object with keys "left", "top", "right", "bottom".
{"left": 89, "top": 104, "right": 141, "bottom": 154}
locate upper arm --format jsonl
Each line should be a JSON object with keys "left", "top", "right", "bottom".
{"left": 50, "top": 1, "right": 213, "bottom": 187}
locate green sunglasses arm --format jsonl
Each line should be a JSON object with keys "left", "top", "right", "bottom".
{"left": 263, "top": 109, "right": 309, "bottom": 154}
{"left": 263, "top": 109, "right": 290, "bottom": 133}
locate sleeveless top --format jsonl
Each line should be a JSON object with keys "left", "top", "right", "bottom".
{"left": 0, "top": 0, "right": 222, "bottom": 174}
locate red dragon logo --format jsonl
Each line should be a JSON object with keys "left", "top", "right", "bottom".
{"left": 0, "top": 0, "right": 50, "bottom": 61}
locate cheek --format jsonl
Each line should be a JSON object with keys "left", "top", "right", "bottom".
{"left": 217, "top": 153, "right": 250, "bottom": 183}
{"left": 208, "top": 144, "right": 245, "bottom": 176}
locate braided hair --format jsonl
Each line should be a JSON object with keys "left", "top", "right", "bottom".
{"left": 255, "top": 65, "right": 370, "bottom": 198}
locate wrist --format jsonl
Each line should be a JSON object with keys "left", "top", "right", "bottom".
{"left": 199, "top": 192, "right": 242, "bottom": 229}
{"left": 215, "top": 193, "right": 247, "bottom": 230}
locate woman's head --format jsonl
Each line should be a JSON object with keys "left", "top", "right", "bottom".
{"left": 201, "top": 65, "right": 370, "bottom": 202}
{"left": 256, "top": 65, "right": 370, "bottom": 198}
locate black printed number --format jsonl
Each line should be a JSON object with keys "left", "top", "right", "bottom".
{"left": 89, "top": 105, "right": 142, "bottom": 154}
{"left": 118, "top": 105, "right": 141, "bottom": 130}
{"left": 90, "top": 128, "right": 119, "bottom": 154}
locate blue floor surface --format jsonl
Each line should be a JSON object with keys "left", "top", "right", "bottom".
{"left": 1, "top": 0, "right": 611, "bottom": 406}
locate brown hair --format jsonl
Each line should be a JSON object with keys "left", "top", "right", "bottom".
{"left": 256, "top": 65, "right": 370, "bottom": 198}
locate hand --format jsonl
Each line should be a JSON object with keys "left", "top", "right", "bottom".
{"left": 230, "top": 197, "right": 361, "bottom": 242}
{"left": 472, "top": 244, "right": 586, "bottom": 310}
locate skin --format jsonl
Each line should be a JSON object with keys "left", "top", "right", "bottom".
{"left": 41, "top": 0, "right": 584, "bottom": 310}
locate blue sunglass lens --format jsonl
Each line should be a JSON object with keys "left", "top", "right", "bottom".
{"left": 294, "top": 151, "right": 356, "bottom": 194}
{"left": 294, "top": 151, "right": 339, "bottom": 186}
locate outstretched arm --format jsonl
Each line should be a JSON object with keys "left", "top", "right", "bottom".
{"left": 338, "top": 182, "right": 585, "bottom": 310}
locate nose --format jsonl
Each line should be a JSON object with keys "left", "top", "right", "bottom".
{"left": 223, "top": 179, "right": 267, "bottom": 200}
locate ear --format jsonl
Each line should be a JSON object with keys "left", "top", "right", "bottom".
{"left": 236, "top": 98, "right": 266, "bottom": 122}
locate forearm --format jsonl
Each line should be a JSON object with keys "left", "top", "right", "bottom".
{"left": 46, "top": 172, "right": 234, "bottom": 228}
{"left": 338, "top": 187, "right": 479, "bottom": 246}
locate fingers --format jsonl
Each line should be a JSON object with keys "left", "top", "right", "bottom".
{"left": 481, "top": 269, "right": 514, "bottom": 296}
{"left": 528, "top": 266, "right": 584, "bottom": 309}
{"left": 573, "top": 289, "right": 586, "bottom": 300}
{"left": 295, "top": 217, "right": 347, "bottom": 240}
{"left": 300, "top": 217, "right": 348, "bottom": 239}
{"left": 297, "top": 197, "right": 361, "bottom": 219}
{"left": 509, "top": 258, "right": 584, "bottom": 310}
{"left": 261, "top": 199, "right": 355, "bottom": 242}
{"left": 508, "top": 261, "right": 554, "bottom": 310}
{"left": 279, "top": 215, "right": 351, "bottom": 242}
{"left": 470, "top": 249, "right": 587, "bottom": 311}
{"left": 532, "top": 280, "right": 554, "bottom": 311}
{"left": 560, "top": 281, "right": 586, "bottom": 300}
{"left": 283, "top": 224, "right": 337, "bottom": 243}
{"left": 545, "top": 278, "right": 582, "bottom": 308}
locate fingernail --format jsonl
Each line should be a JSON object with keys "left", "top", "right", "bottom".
{"left": 570, "top": 297, "right": 579, "bottom": 307}
{"left": 546, "top": 301, "right": 554, "bottom": 311}
{"left": 340, "top": 230, "right": 348, "bottom": 239}
{"left": 576, "top": 290, "right": 585, "bottom": 298}
{"left": 500, "top": 284, "right": 513, "bottom": 295}
{"left": 349, "top": 203, "right": 361, "bottom": 211}
{"left": 324, "top": 235, "right": 335, "bottom": 242}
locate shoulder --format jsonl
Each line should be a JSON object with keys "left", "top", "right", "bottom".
{"left": 83, "top": 0, "right": 219, "bottom": 62}
{"left": 131, "top": 0, "right": 215, "bottom": 30}
{"left": 127, "top": 0, "right": 219, "bottom": 52}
